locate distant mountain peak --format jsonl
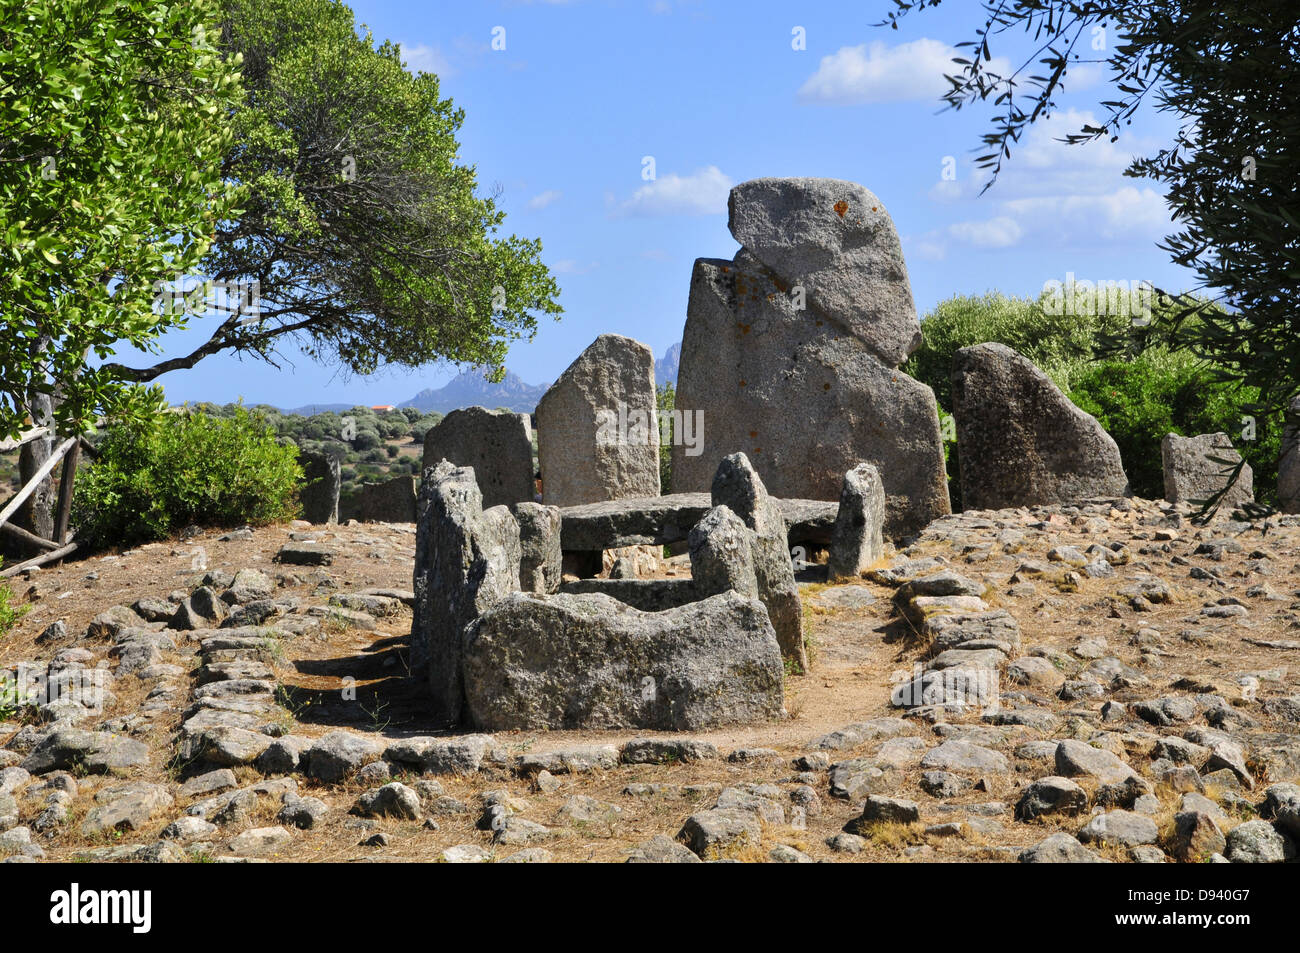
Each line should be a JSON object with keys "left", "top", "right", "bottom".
{"left": 400, "top": 368, "right": 549, "bottom": 414}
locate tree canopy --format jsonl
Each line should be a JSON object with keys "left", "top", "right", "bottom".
{"left": 0, "top": 0, "right": 243, "bottom": 439}
{"left": 1, "top": 0, "right": 560, "bottom": 442}
{"left": 882, "top": 0, "right": 1300, "bottom": 409}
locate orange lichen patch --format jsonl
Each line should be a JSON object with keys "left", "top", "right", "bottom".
{"left": 753, "top": 447, "right": 762, "bottom": 453}
{"left": 871, "top": 206, "right": 878, "bottom": 212}
{"left": 748, "top": 430, "right": 758, "bottom": 438}
{"left": 739, "top": 380, "right": 747, "bottom": 387}
{"left": 737, "top": 322, "right": 751, "bottom": 334}
{"left": 833, "top": 199, "right": 849, "bottom": 217}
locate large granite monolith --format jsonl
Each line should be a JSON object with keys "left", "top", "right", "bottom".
{"left": 952, "top": 343, "right": 1130, "bottom": 509}
{"left": 671, "top": 178, "right": 949, "bottom": 539}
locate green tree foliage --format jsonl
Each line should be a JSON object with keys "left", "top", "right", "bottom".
{"left": 101, "top": 0, "right": 561, "bottom": 388}
{"left": 881, "top": 0, "right": 1300, "bottom": 409}
{"left": 0, "top": 0, "right": 244, "bottom": 440}
{"left": 72, "top": 407, "right": 302, "bottom": 547}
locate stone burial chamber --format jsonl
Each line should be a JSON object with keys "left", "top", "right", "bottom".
{"left": 411, "top": 453, "right": 886, "bottom": 731}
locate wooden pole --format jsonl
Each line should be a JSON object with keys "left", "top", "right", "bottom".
{"left": 0, "top": 520, "right": 60, "bottom": 551}
{"left": 53, "top": 439, "right": 81, "bottom": 544}
{"left": 0, "top": 436, "right": 76, "bottom": 530}
{"left": 0, "top": 539, "right": 80, "bottom": 578}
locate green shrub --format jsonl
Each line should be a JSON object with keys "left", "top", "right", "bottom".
{"left": 1068, "top": 351, "right": 1281, "bottom": 504}
{"left": 72, "top": 406, "right": 303, "bottom": 548}
{"left": 0, "top": 563, "right": 28, "bottom": 638}
{"left": 905, "top": 291, "right": 1128, "bottom": 409}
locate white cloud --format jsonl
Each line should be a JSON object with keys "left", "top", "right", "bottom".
{"left": 527, "top": 189, "right": 563, "bottom": 211}
{"left": 798, "top": 39, "right": 1011, "bottom": 105}
{"left": 1001, "top": 186, "right": 1170, "bottom": 242}
{"left": 947, "top": 216, "right": 1023, "bottom": 249}
{"left": 919, "top": 109, "right": 1172, "bottom": 256}
{"left": 399, "top": 42, "right": 453, "bottom": 78}
{"left": 616, "top": 166, "right": 732, "bottom": 217}
{"left": 552, "top": 259, "right": 599, "bottom": 275}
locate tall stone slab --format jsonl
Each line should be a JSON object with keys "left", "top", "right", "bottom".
{"left": 1280, "top": 396, "right": 1300, "bottom": 514}
{"left": 828, "top": 463, "right": 886, "bottom": 580}
{"left": 422, "top": 406, "right": 536, "bottom": 509}
{"left": 952, "top": 343, "right": 1130, "bottom": 509}
{"left": 1161, "top": 432, "right": 1254, "bottom": 506}
{"left": 411, "top": 463, "right": 521, "bottom": 726}
{"left": 689, "top": 505, "right": 760, "bottom": 600}
{"left": 536, "top": 334, "right": 660, "bottom": 507}
{"left": 712, "top": 453, "right": 807, "bottom": 672}
{"left": 514, "top": 501, "right": 562, "bottom": 594}
{"left": 673, "top": 248, "right": 949, "bottom": 538}
{"left": 299, "top": 451, "right": 340, "bottom": 525}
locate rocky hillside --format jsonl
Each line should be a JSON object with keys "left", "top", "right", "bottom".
{"left": 0, "top": 498, "right": 1298, "bottom": 863}
{"left": 401, "top": 370, "right": 548, "bottom": 415}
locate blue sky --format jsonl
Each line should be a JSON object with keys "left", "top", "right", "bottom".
{"left": 140, "top": 0, "right": 1192, "bottom": 408}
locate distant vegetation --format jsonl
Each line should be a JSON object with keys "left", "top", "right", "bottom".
{"left": 907, "top": 291, "right": 1283, "bottom": 508}
{"left": 72, "top": 407, "right": 302, "bottom": 548}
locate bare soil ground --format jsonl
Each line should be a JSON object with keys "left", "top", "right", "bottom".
{"left": 2, "top": 500, "right": 1298, "bottom": 863}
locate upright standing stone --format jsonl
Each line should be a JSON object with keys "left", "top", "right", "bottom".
{"left": 726, "top": 177, "right": 922, "bottom": 367}
{"left": 412, "top": 463, "right": 521, "bottom": 725}
{"left": 828, "top": 463, "right": 885, "bottom": 580}
{"left": 422, "top": 406, "right": 536, "bottom": 509}
{"left": 536, "top": 334, "right": 660, "bottom": 508}
{"left": 672, "top": 178, "right": 949, "bottom": 539}
{"left": 1280, "top": 396, "right": 1300, "bottom": 514}
{"left": 1161, "top": 432, "right": 1254, "bottom": 506}
{"left": 712, "top": 453, "right": 806, "bottom": 672}
{"left": 689, "top": 505, "right": 760, "bottom": 600}
{"left": 952, "top": 343, "right": 1130, "bottom": 509}
{"left": 514, "top": 502, "right": 562, "bottom": 594}
{"left": 299, "top": 451, "right": 340, "bottom": 525}
{"left": 355, "top": 474, "right": 417, "bottom": 522}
